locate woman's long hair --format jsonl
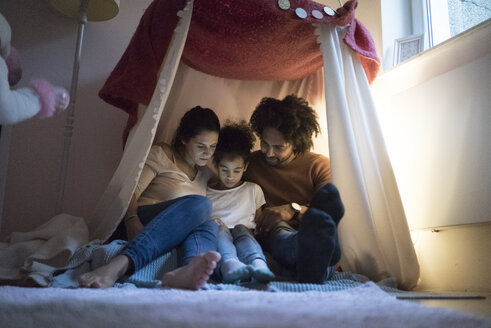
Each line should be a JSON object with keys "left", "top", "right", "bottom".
{"left": 171, "top": 106, "right": 220, "bottom": 155}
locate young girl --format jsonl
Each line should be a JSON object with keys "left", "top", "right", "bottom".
{"left": 79, "top": 106, "right": 221, "bottom": 290}
{"left": 207, "top": 121, "right": 275, "bottom": 283}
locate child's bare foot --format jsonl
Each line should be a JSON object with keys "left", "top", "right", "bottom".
{"left": 161, "top": 251, "right": 221, "bottom": 290}
{"left": 78, "top": 255, "right": 129, "bottom": 289}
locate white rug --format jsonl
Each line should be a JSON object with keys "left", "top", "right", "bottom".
{"left": 0, "top": 282, "right": 489, "bottom": 328}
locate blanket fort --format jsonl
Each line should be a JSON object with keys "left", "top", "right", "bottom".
{"left": 98, "top": 0, "right": 379, "bottom": 140}
{"left": 88, "top": 0, "right": 419, "bottom": 289}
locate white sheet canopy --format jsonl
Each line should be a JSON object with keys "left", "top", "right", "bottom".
{"left": 89, "top": 1, "right": 419, "bottom": 289}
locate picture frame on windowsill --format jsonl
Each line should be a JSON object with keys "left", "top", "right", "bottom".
{"left": 393, "top": 34, "right": 424, "bottom": 65}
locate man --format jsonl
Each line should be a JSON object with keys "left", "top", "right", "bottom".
{"left": 244, "top": 95, "right": 345, "bottom": 283}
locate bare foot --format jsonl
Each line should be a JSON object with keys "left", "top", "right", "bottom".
{"left": 161, "top": 251, "right": 221, "bottom": 290}
{"left": 78, "top": 255, "right": 129, "bottom": 289}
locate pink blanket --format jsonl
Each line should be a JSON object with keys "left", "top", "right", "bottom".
{"left": 99, "top": 0, "right": 380, "bottom": 141}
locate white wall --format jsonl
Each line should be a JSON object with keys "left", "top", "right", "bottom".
{"left": 372, "top": 21, "right": 491, "bottom": 230}
{"left": 0, "top": 0, "right": 152, "bottom": 240}
{"left": 372, "top": 21, "right": 491, "bottom": 292}
{"left": 412, "top": 224, "right": 491, "bottom": 292}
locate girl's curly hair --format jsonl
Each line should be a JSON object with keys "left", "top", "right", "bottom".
{"left": 249, "top": 95, "right": 320, "bottom": 155}
{"left": 213, "top": 120, "right": 256, "bottom": 166}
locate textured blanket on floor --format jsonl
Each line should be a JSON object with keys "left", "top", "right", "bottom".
{"left": 49, "top": 240, "right": 392, "bottom": 292}
{"left": 3, "top": 241, "right": 490, "bottom": 328}
{"left": 1, "top": 282, "right": 490, "bottom": 328}
{"left": 0, "top": 214, "right": 89, "bottom": 286}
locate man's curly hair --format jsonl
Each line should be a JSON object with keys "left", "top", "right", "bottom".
{"left": 213, "top": 120, "right": 256, "bottom": 167}
{"left": 250, "top": 95, "right": 320, "bottom": 155}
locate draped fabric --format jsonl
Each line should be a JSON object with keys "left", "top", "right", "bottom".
{"left": 88, "top": 1, "right": 194, "bottom": 240}
{"left": 318, "top": 24, "right": 419, "bottom": 289}
{"left": 98, "top": 0, "right": 379, "bottom": 142}
{"left": 153, "top": 62, "right": 329, "bottom": 155}
{"left": 92, "top": 0, "right": 419, "bottom": 289}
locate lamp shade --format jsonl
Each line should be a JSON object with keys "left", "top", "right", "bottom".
{"left": 50, "top": 0, "right": 120, "bottom": 21}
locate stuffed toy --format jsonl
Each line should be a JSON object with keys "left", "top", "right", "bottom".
{"left": 0, "top": 13, "right": 69, "bottom": 125}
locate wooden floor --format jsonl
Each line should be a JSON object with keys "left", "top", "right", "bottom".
{"left": 410, "top": 292, "right": 491, "bottom": 320}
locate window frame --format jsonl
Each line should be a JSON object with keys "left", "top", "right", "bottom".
{"left": 412, "top": 0, "right": 491, "bottom": 49}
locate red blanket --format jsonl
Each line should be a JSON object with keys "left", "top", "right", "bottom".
{"left": 99, "top": 0, "right": 380, "bottom": 141}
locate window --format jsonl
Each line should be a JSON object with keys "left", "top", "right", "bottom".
{"left": 381, "top": 0, "right": 489, "bottom": 70}
{"left": 424, "top": 0, "right": 491, "bottom": 47}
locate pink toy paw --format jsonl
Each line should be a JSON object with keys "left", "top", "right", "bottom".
{"left": 6, "top": 46, "right": 22, "bottom": 86}
{"left": 53, "top": 86, "right": 70, "bottom": 112}
{"left": 29, "top": 79, "right": 68, "bottom": 119}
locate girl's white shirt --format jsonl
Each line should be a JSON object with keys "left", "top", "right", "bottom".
{"left": 207, "top": 181, "right": 265, "bottom": 229}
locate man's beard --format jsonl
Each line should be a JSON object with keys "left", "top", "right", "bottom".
{"left": 263, "top": 151, "right": 295, "bottom": 166}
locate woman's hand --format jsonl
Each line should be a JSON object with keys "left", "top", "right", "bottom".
{"left": 125, "top": 216, "right": 144, "bottom": 241}
{"left": 254, "top": 204, "right": 293, "bottom": 235}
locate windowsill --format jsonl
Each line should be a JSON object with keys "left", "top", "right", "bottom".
{"left": 376, "top": 19, "right": 490, "bottom": 92}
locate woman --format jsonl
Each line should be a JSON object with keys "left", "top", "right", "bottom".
{"left": 79, "top": 106, "right": 221, "bottom": 290}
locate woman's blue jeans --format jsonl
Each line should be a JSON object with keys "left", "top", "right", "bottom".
{"left": 122, "top": 195, "right": 218, "bottom": 272}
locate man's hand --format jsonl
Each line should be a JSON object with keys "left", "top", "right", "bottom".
{"left": 125, "top": 217, "right": 144, "bottom": 241}
{"left": 254, "top": 204, "right": 294, "bottom": 235}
